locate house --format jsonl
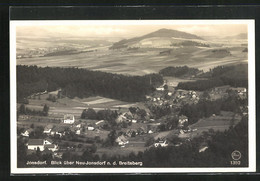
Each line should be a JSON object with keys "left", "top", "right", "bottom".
{"left": 76, "top": 129, "right": 81, "bottom": 135}
{"left": 199, "top": 146, "right": 208, "bottom": 153}
{"left": 115, "top": 114, "right": 127, "bottom": 123}
{"left": 27, "top": 138, "right": 58, "bottom": 152}
{"left": 131, "top": 119, "right": 137, "bottom": 123}
{"left": 76, "top": 124, "right": 81, "bottom": 128}
{"left": 20, "top": 128, "right": 33, "bottom": 137}
{"left": 87, "top": 126, "right": 95, "bottom": 131}
{"left": 64, "top": 114, "right": 75, "bottom": 124}
{"left": 126, "top": 129, "right": 138, "bottom": 137}
{"left": 156, "top": 87, "right": 164, "bottom": 91}
{"left": 148, "top": 130, "right": 153, "bottom": 134}
{"left": 53, "top": 152, "right": 63, "bottom": 159}
{"left": 115, "top": 135, "right": 129, "bottom": 146}
{"left": 154, "top": 140, "right": 168, "bottom": 147}
{"left": 51, "top": 126, "right": 66, "bottom": 137}
{"left": 178, "top": 115, "right": 188, "bottom": 126}
{"left": 95, "top": 120, "right": 104, "bottom": 125}
{"left": 122, "top": 111, "right": 133, "bottom": 119}
{"left": 43, "top": 124, "right": 54, "bottom": 134}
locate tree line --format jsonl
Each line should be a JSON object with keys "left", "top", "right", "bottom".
{"left": 17, "top": 65, "right": 163, "bottom": 103}
{"left": 179, "top": 95, "right": 245, "bottom": 125}
{"left": 159, "top": 65, "right": 200, "bottom": 77}
{"left": 18, "top": 104, "right": 49, "bottom": 117}
{"left": 177, "top": 64, "right": 248, "bottom": 91}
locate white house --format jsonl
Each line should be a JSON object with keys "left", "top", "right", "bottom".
{"left": 199, "top": 146, "right": 208, "bottom": 153}
{"left": 154, "top": 140, "right": 168, "bottom": 147}
{"left": 148, "top": 130, "right": 153, "bottom": 134}
{"left": 156, "top": 87, "right": 164, "bottom": 91}
{"left": 27, "top": 139, "right": 45, "bottom": 151}
{"left": 21, "top": 128, "right": 33, "bottom": 137}
{"left": 116, "top": 135, "right": 129, "bottom": 146}
{"left": 178, "top": 115, "right": 188, "bottom": 126}
{"left": 115, "top": 114, "right": 127, "bottom": 123}
{"left": 76, "top": 129, "right": 81, "bottom": 135}
{"left": 95, "top": 120, "right": 104, "bottom": 125}
{"left": 43, "top": 124, "right": 53, "bottom": 134}
{"left": 87, "top": 126, "right": 95, "bottom": 131}
{"left": 64, "top": 114, "right": 75, "bottom": 124}
{"left": 27, "top": 139, "right": 58, "bottom": 152}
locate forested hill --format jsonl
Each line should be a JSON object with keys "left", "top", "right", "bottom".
{"left": 177, "top": 64, "right": 248, "bottom": 91}
{"left": 159, "top": 66, "right": 200, "bottom": 77}
{"left": 17, "top": 65, "right": 163, "bottom": 103}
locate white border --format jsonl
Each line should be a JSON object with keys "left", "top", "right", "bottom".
{"left": 10, "top": 20, "right": 256, "bottom": 174}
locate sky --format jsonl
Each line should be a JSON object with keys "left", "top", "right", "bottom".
{"left": 16, "top": 21, "right": 248, "bottom": 39}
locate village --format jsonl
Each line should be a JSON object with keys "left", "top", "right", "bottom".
{"left": 17, "top": 73, "right": 248, "bottom": 161}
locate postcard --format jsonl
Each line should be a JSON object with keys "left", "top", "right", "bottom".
{"left": 10, "top": 20, "right": 256, "bottom": 174}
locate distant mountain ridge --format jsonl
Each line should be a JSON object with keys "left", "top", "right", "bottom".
{"left": 141, "top": 28, "right": 203, "bottom": 40}
{"left": 225, "top": 33, "right": 248, "bottom": 40}
{"left": 110, "top": 28, "right": 203, "bottom": 49}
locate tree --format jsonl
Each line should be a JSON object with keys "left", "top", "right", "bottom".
{"left": 145, "top": 137, "right": 155, "bottom": 147}
{"left": 43, "top": 104, "right": 49, "bottom": 116}
{"left": 104, "top": 130, "right": 117, "bottom": 147}
{"left": 82, "top": 150, "right": 93, "bottom": 161}
{"left": 131, "top": 131, "right": 136, "bottom": 137}
{"left": 137, "top": 109, "right": 146, "bottom": 119}
{"left": 19, "top": 104, "right": 26, "bottom": 114}
{"left": 17, "top": 138, "right": 27, "bottom": 167}
{"left": 81, "top": 108, "right": 97, "bottom": 119}
{"left": 30, "top": 126, "right": 44, "bottom": 139}
{"left": 163, "top": 84, "right": 168, "bottom": 91}
{"left": 129, "top": 107, "right": 137, "bottom": 114}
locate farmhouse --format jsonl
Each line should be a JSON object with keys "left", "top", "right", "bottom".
{"left": 178, "top": 115, "right": 188, "bottom": 126}
{"left": 199, "top": 146, "right": 208, "bottom": 153}
{"left": 20, "top": 128, "right": 33, "bottom": 137}
{"left": 43, "top": 124, "right": 54, "bottom": 134}
{"left": 154, "top": 140, "right": 168, "bottom": 147}
{"left": 64, "top": 114, "right": 75, "bottom": 124}
{"left": 156, "top": 87, "right": 164, "bottom": 91}
{"left": 87, "top": 126, "right": 95, "bottom": 131}
{"left": 27, "top": 138, "right": 58, "bottom": 152}
{"left": 76, "top": 129, "right": 81, "bottom": 135}
{"left": 115, "top": 114, "right": 127, "bottom": 123}
{"left": 116, "top": 135, "right": 129, "bottom": 146}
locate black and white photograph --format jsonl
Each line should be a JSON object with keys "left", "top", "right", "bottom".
{"left": 10, "top": 20, "right": 256, "bottom": 174}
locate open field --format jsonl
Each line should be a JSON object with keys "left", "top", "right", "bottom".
{"left": 186, "top": 111, "right": 241, "bottom": 138}
{"left": 17, "top": 39, "right": 248, "bottom": 76}
{"left": 21, "top": 94, "right": 140, "bottom": 118}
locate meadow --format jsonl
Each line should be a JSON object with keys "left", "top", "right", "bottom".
{"left": 17, "top": 38, "right": 248, "bottom": 76}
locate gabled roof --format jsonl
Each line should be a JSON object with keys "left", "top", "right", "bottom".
{"left": 45, "top": 138, "right": 53, "bottom": 143}
{"left": 116, "top": 135, "right": 128, "bottom": 142}
{"left": 44, "top": 144, "right": 56, "bottom": 148}
{"left": 44, "top": 124, "right": 54, "bottom": 130}
{"left": 28, "top": 139, "right": 43, "bottom": 145}
{"left": 179, "top": 115, "right": 188, "bottom": 119}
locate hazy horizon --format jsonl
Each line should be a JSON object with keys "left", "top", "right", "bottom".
{"left": 16, "top": 23, "right": 248, "bottom": 40}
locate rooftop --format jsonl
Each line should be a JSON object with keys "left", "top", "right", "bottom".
{"left": 28, "top": 139, "right": 43, "bottom": 145}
